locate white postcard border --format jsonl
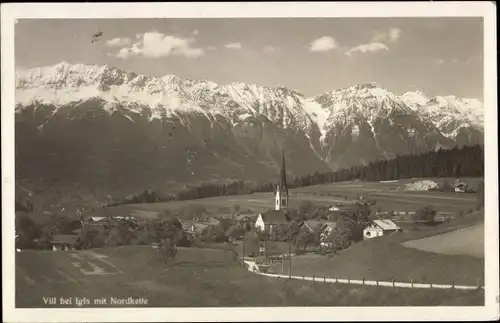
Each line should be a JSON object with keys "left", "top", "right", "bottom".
{"left": 2, "top": 2, "right": 498, "bottom": 322}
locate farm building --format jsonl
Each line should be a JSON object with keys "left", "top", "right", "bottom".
{"left": 234, "top": 214, "right": 257, "bottom": 230}
{"left": 85, "top": 216, "right": 108, "bottom": 227}
{"left": 454, "top": 182, "right": 468, "bottom": 193}
{"left": 113, "top": 215, "right": 137, "bottom": 222}
{"left": 301, "top": 220, "right": 336, "bottom": 234}
{"left": 182, "top": 221, "right": 210, "bottom": 236}
{"left": 206, "top": 217, "right": 221, "bottom": 226}
{"left": 363, "top": 219, "right": 401, "bottom": 240}
{"left": 50, "top": 234, "right": 80, "bottom": 251}
{"left": 328, "top": 204, "right": 354, "bottom": 212}
{"left": 234, "top": 213, "right": 258, "bottom": 222}
{"left": 301, "top": 220, "right": 338, "bottom": 247}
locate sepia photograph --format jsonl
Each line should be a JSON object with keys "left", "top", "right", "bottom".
{"left": 2, "top": 2, "right": 498, "bottom": 322}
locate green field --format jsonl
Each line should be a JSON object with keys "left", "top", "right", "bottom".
{"left": 16, "top": 246, "right": 483, "bottom": 307}
{"left": 269, "top": 211, "right": 484, "bottom": 286}
{"left": 90, "top": 177, "right": 481, "bottom": 221}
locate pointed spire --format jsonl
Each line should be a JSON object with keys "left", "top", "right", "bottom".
{"left": 280, "top": 148, "right": 288, "bottom": 195}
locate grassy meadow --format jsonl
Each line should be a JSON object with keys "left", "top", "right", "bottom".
{"left": 88, "top": 177, "right": 481, "bottom": 221}
{"left": 16, "top": 246, "right": 483, "bottom": 307}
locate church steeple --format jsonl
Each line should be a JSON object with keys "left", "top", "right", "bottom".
{"left": 280, "top": 149, "right": 288, "bottom": 196}
{"left": 275, "top": 149, "right": 289, "bottom": 210}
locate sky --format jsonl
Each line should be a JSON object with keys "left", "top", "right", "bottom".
{"left": 15, "top": 18, "right": 484, "bottom": 99}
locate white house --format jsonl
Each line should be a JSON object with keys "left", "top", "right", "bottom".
{"left": 363, "top": 219, "right": 401, "bottom": 240}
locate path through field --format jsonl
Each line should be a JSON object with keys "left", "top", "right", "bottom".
{"left": 401, "top": 223, "right": 484, "bottom": 258}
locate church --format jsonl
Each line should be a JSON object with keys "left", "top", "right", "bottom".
{"left": 255, "top": 150, "right": 292, "bottom": 240}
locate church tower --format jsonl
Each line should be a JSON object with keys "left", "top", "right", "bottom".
{"left": 275, "top": 150, "right": 289, "bottom": 210}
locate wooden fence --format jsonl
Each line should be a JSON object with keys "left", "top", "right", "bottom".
{"left": 242, "top": 259, "right": 484, "bottom": 291}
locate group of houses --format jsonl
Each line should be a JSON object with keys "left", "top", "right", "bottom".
{"left": 50, "top": 214, "right": 138, "bottom": 251}
{"left": 50, "top": 151, "right": 409, "bottom": 253}
{"left": 252, "top": 151, "right": 401, "bottom": 251}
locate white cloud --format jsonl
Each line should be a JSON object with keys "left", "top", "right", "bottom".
{"left": 434, "top": 58, "right": 445, "bottom": 65}
{"left": 309, "top": 36, "right": 338, "bottom": 52}
{"left": 263, "top": 45, "right": 276, "bottom": 54}
{"left": 345, "top": 28, "right": 400, "bottom": 56}
{"left": 112, "top": 31, "right": 205, "bottom": 59}
{"left": 345, "top": 42, "right": 389, "bottom": 56}
{"left": 372, "top": 28, "right": 402, "bottom": 43}
{"left": 106, "top": 37, "right": 132, "bottom": 47}
{"left": 224, "top": 42, "right": 242, "bottom": 50}
{"left": 207, "top": 46, "right": 217, "bottom": 51}
{"left": 388, "top": 28, "right": 402, "bottom": 43}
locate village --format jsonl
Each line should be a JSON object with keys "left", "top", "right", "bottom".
{"left": 45, "top": 152, "right": 476, "bottom": 278}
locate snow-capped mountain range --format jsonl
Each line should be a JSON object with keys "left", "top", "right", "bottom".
{"left": 15, "top": 62, "right": 484, "bottom": 205}
{"left": 16, "top": 62, "right": 483, "bottom": 140}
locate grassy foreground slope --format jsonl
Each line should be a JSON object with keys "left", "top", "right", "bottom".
{"left": 16, "top": 246, "right": 483, "bottom": 307}
{"left": 402, "top": 222, "right": 484, "bottom": 258}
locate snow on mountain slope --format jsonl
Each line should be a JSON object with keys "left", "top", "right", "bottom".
{"left": 403, "top": 91, "right": 484, "bottom": 139}
{"left": 16, "top": 62, "right": 319, "bottom": 134}
{"left": 310, "top": 82, "right": 464, "bottom": 168}
{"left": 16, "top": 62, "right": 484, "bottom": 139}
{"left": 316, "top": 82, "right": 414, "bottom": 128}
{"left": 15, "top": 62, "right": 486, "bottom": 214}
{"left": 15, "top": 62, "right": 484, "bottom": 173}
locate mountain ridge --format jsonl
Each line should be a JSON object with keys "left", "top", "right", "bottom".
{"left": 15, "top": 62, "right": 484, "bottom": 210}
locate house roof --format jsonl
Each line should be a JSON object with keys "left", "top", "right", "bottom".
{"left": 180, "top": 219, "right": 195, "bottom": 229}
{"left": 235, "top": 214, "right": 258, "bottom": 222}
{"left": 329, "top": 204, "right": 354, "bottom": 211}
{"left": 90, "top": 216, "right": 107, "bottom": 222}
{"left": 192, "top": 222, "right": 209, "bottom": 232}
{"left": 371, "top": 219, "right": 400, "bottom": 231}
{"left": 113, "top": 216, "right": 136, "bottom": 221}
{"left": 206, "top": 218, "right": 221, "bottom": 226}
{"left": 260, "top": 210, "right": 291, "bottom": 224}
{"left": 303, "top": 220, "right": 336, "bottom": 232}
{"left": 51, "top": 234, "right": 79, "bottom": 245}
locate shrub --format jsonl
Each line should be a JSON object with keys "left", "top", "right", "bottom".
{"left": 441, "top": 180, "right": 453, "bottom": 192}
{"left": 413, "top": 206, "right": 437, "bottom": 224}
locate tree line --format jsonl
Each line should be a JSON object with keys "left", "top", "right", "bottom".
{"left": 109, "top": 144, "right": 483, "bottom": 207}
